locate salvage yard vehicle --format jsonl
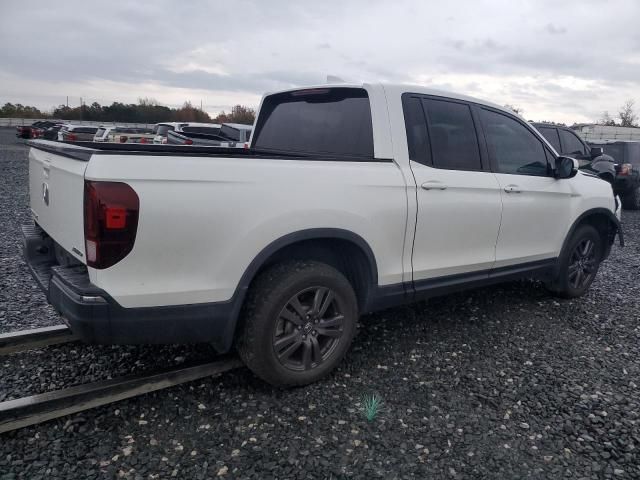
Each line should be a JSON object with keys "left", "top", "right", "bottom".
{"left": 534, "top": 123, "right": 640, "bottom": 210}
{"left": 23, "top": 83, "right": 623, "bottom": 386}
{"left": 16, "top": 121, "right": 57, "bottom": 139}
{"left": 167, "top": 122, "right": 252, "bottom": 147}
{"left": 93, "top": 126, "right": 155, "bottom": 144}
{"left": 57, "top": 124, "right": 99, "bottom": 142}
{"left": 152, "top": 122, "right": 221, "bottom": 144}
{"left": 588, "top": 141, "right": 640, "bottom": 210}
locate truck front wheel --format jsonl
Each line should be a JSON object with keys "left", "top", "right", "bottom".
{"left": 546, "top": 224, "right": 603, "bottom": 298}
{"left": 237, "top": 260, "right": 358, "bottom": 386}
{"left": 621, "top": 186, "right": 640, "bottom": 210}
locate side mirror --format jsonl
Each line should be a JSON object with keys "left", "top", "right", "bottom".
{"left": 590, "top": 146, "right": 604, "bottom": 159}
{"left": 555, "top": 156, "right": 579, "bottom": 179}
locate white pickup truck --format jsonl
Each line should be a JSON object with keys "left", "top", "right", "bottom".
{"left": 23, "top": 83, "right": 623, "bottom": 386}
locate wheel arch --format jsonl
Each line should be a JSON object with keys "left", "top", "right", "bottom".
{"left": 237, "top": 228, "right": 379, "bottom": 304}
{"left": 217, "top": 229, "right": 380, "bottom": 353}
{"left": 561, "top": 208, "right": 624, "bottom": 262}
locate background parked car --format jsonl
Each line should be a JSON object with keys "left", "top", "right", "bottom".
{"left": 42, "top": 123, "right": 65, "bottom": 140}
{"left": 57, "top": 125, "right": 99, "bottom": 142}
{"left": 166, "top": 122, "right": 251, "bottom": 147}
{"left": 533, "top": 123, "right": 640, "bottom": 210}
{"left": 16, "top": 121, "right": 56, "bottom": 139}
{"left": 152, "top": 122, "right": 221, "bottom": 144}
{"left": 93, "top": 126, "right": 154, "bottom": 143}
{"left": 588, "top": 141, "right": 640, "bottom": 210}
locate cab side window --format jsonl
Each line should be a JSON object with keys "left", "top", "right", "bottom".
{"left": 480, "top": 109, "right": 550, "bottom": 176}
{"left": 402, "top": 94, "right": 483, "bottom": 171}
{"left": 558, "top": 129, "right": 587, "bottom": 156}
{"left": 422, "top": 99, "right": 482, "bottom": 171}
{"left": 537, "top": 126, "right": 562, "bottom": 153}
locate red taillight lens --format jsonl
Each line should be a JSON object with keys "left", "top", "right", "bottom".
{"left": 139, "top": 137, "right": 147, "bottom": 144}
{"left": 120, "top": 135, "right": 128, "bottom": 143}
{"left": 184, "top": 139, "right": 193, "bottom": 145}
{"left": 84, "top": 181, "right": 139, "bottom": 269}
{"left": 619, "top": 163, "right": 633, "bottom": 176}
{"left": 67, "top": 133, "right": 77, "bottom": 141}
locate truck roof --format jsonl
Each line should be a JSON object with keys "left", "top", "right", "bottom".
{"left": 265, "top": 82, "right": 515, "bottom": 118}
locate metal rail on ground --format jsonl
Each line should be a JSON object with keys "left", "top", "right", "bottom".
{"left": 0, "top": 356, "right": 243, "bottom": 434}
{"left": 0, "top": 325, "right": 79, "bottom": 355}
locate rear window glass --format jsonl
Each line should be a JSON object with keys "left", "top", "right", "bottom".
{"left": 154, "top": 125, "right": 174, "bottom": 135}
{"left": 598, "top": 143, "right": 625, "bottom": 162}
{"left": 76, "top": 127, "right": 98, "bottom": 134}
{"left": 95, "top": 128, "right": 106, "bottom": 137}
{"left": 220, "top": 125, "right": 241, "bottom": 141}
{"left": 253, "top": 88, "right": 374, "bottom": 157}
{"left": 183, "top": 126, "right": 221, "bottom": 135}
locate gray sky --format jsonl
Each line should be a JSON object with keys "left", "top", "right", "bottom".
{"left": 1, "top": 0, "right": 639, "bottom": 123}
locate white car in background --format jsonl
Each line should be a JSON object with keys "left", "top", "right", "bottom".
{"left": 93, "top": 126, "right": 155, "bottom": 143}
{"left": 152, "top": 122, "right": 221, "bottom": 144}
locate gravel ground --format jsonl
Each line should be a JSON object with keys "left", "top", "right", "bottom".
{"left": 1, "top": 127, "right": 639, "bottom": 479}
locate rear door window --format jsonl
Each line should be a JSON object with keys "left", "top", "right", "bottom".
{"left": 252, "top": 88, "right": 374, "bottom": 158}
{"left": 537, "top": 126, "right": 562, "bottom": 153}
{"left": 558, "top": 129, "right": 587, "bottom": 156}
{"left": 422, "top": 98, "right": 482, "bottom": 171}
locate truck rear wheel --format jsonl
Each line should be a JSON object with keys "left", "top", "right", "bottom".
{"left": 546, "top": 224, "right": 603, "bottom": 299}
{"left": 237, "top": 260, "right": 358, "bottom": 386}
{"left": 621, "top": 186, "right": 640, "bottom": 210}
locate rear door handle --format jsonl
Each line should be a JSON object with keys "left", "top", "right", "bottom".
{"left": 503, "top": 185, "right": 522, "bottom": 193}
{"left": 421, "top": 181, "right": 447, "bottom": 191}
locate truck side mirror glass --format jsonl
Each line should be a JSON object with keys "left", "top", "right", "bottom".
{"left": 555, "top": 156, "right": 579, "bottom": 179}
{"left": 590, "top": 146, "right": 604, "bottom": 158}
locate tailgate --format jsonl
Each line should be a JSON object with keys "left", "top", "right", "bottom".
{"left": 28, "top": 141, "right": 95, "bottom": 264}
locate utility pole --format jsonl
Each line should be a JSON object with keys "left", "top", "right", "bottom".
{"left": 66, "top": 96, "right": 68, "bottom": 108}
{"left": 80, "top": 97, "right": 83, "bottom": 121}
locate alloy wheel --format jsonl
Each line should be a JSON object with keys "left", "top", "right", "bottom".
{"left": 272, "top": 286, "right": 345, "bottom": 371}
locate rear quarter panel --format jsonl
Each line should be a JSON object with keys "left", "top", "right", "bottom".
{"left": 84, "top": 154, "right": 408, "bottom": 308}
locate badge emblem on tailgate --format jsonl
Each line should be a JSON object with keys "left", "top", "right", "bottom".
{"left": 42, "top": 182, "right": 49, "bottom": 206}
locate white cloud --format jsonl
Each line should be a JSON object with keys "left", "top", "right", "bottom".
{"left": 0, "top": 0, "right": 638, "bottom": 122}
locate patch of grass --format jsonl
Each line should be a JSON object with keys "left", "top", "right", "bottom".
{"left": 360, "top": 393, "right": 384, "bottom": 422}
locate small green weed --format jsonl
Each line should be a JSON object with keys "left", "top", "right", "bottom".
{"left": 360, "top": 393, "right": 384, "bottom": 422}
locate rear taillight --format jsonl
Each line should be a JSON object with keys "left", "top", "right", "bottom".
{"left": 619, "top": 163, "right": 633, "bottom": 176}
{"left": 84, "top": 181, "right": 139, "bottom": 269}
{"left": 67, "top": 133, "right": 77, "bottom": 141}
{"left": 120, "top": 135, "right": 128, "bottom": 143}
{"left": 139, "top": 137, "right": 148, "bottom": 144}
{"left": 184, "top": 139, "right": 193, "bottom": 145}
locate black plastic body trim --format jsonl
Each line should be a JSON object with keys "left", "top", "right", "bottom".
{"left": 27, "top": 139, "right": 393, "bottom": 163}
{"left": 369, "top": 259, "right": 557, "bottom": 312}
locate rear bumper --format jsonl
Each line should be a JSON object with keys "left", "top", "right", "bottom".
{"left": 21, "top": 224, "right": 241, "bottom": 352}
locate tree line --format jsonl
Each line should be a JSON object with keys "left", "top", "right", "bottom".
{"left": 0, "top": 98, "right": 256, "bottom": 125}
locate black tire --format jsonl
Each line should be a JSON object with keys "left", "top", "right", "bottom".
{"left": 237, "top": 260, "right": 358, "bottom": 386}
{"left": 547, "top": 224, "right": 603, "bottom": 299}
{"left": 621, "top": 186, "right": 640, "bottom": 210}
